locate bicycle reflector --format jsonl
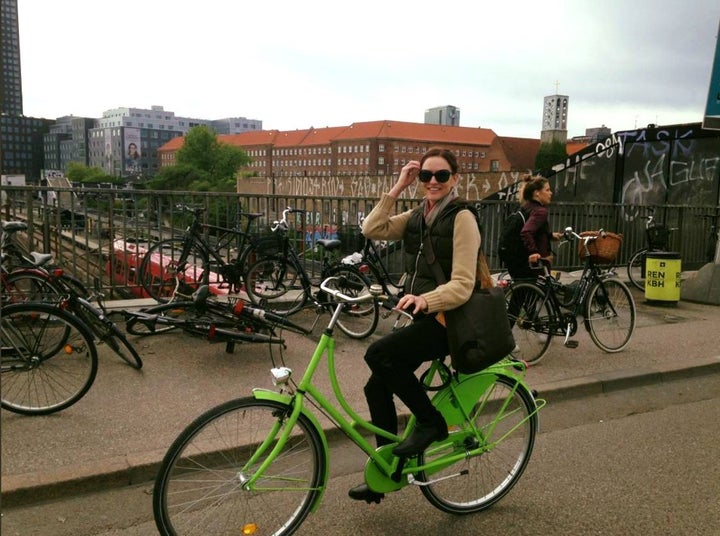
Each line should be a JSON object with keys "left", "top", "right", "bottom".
{"left": 358, "top": 263, "right": 370, "bottom": 274}
{"left": 52, "top": 268, "right": 64, "bottom": 277}
{"left": 241, "top": 523, "right": 258, "bottom": 535}
{"left": 233, "top": 300, "right": 245, "bottom": 315}
{"left": 208, "top": 325, "right": 216, "bottom": 340}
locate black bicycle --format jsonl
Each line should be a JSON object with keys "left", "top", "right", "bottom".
{"left": 124, "top": 284, "right": 313, "bottom": 355}
{"left": 138, "top": 207, "right": 267, "bottom": 302}
{"left": 243, "top": 207, "right": 379, "bottom": 339}
{"left": 506, "top": 228, "right": 636, "bottom": 365}
{"left": 1, "top": 268, "right": 143, "bottom": 370}
{"left": 1, "top": 301, "right": 99, "bottom": 415}
{"left": 626, "top": 208, "right": 677, "bottom": 291}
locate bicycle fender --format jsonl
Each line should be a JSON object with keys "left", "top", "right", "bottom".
{"left": 251, "top": 389, "right": 330, "bottom": 512}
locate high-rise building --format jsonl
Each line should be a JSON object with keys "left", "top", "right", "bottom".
{"left": 1, "top": 0, "right": 23, "bottom": 116}
{"left": 1, "top": 0, "right": 53, "bottom": 181}
{"left": 424, "top": 105, "right": 461, "bottom": 126}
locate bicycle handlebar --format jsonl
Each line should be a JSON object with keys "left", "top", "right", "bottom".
{"left": 271, "top": 207, "right": 307, "bottom": 232}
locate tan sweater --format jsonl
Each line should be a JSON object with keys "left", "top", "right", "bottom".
{"left": 361, "top": 193, "right": 481, "bottom": 313}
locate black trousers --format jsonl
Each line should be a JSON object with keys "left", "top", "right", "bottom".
{"left": 363, "top": 314, "right": 449, "bottom": 446}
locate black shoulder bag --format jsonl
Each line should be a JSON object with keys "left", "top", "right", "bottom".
{"left": 422, "top": 235, "right": 516, "bottom": 374}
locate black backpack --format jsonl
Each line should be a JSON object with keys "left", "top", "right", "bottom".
{"left": 497, "top": 207, "right": 530, "bottom": 267}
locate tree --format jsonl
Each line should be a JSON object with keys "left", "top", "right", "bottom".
{"left": 534, "top": 139, "right": 568, "bottom": 174}
{"left": 151, "top": 126, "right": 250, "bottom": 192}
{"left": 66, "top": 163, "right": 119, "bottom": 184}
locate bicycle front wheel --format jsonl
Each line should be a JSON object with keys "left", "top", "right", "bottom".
{"left": 1, "top": 302, "right": 98, "bottom": 415}
{"left": 244, "top": 256, "right": 306, "bottom": 315}
{"left": 139, "top": 239, "right": 211, "bottom": 303}
{"left": 627, "top": 249, "right": 647, "bottom": 291}
{"left": 505, "top": 282, "right": 553, "bottom": 364}
{"left": 323, "top": 265, "right": 378, "bottom": 339}
{"left": 153, "top": 397, "right": 326, "bottom": 536}
{"left": 585, "top": 278, "right": 636, "bottom": 352}
{"left": 420, "top": 374, "right": 538, "bottom": 513}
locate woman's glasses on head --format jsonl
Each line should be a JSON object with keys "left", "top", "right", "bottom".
{"left": 418, "top": 169, "right": 453, "bottom": 183}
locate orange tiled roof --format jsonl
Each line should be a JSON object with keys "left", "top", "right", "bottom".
{"left": 566, "top": 140, "right": 590, "bottom": 156}
{"left": 159, "top": 120, "right": 500, "bottom": 152}
{"left": 497, "top": 136, "right": 541, "bottom": 171}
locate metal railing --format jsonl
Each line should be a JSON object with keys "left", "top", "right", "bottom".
{"left": 1, "top": 185, "right": 718, "bottom": 298}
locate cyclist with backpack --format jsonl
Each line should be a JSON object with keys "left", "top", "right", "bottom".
{"left": 502, "top": 174, "right": 561, "bottom": 280}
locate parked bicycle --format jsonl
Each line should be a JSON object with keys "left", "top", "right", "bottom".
{"left": 124, "top": 284, "right": 314, "bottom": 356}
{"left": 340, "top": 229, "right": 412, "bottom": 330}
{"left": 152, "top": 277, "right": 544, "bottom": 535}
{"left": 696, "top": 212, "right": 720, "bottom": 263}
{"left": 627, "top": 208, "right": 677, "bottom": 291}
{"left": 244, "top": 207, "right": 379, "bottom": 339}
{"left": 1, "top": 220, "right": 89, "bottom": 298}
{"left": 1, "top": 301, "right": 98, "bottom": 415}
{"left": 1, "top": 267, "right": 142, "bottom": 369}
{"left": 506, "top": 228, "right": 636, "bottom": 365}
{"left": 138, "top": 207, "right": 266, "bottom": 302}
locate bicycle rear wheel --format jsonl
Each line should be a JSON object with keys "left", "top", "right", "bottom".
{"left": 244, "top": 256, "right": 306, "bottom": 315}
{"left": 139, "top": 239, "right": 211, "bottom": 303}
{"left": 505, "top": 282, "right": 553, "bottom": 364}
{"left": 419, "top": 374, "right": 538, "bottom": 513}
{"left": 1, "top": 302, "right": 98, "bottom": 415}
{"left": 2, "top": 270, "right": 63, "bottom": 303}
{"left": 322, "top": 265, "right": 378, "bottom": 339}
{"left": 153, "top": 397, "right": 326, "bottom": 536}
{"left": 585, "top": 278, "right": 635, "bottom": 352}
{"left": 627, "top": 248, "right": 647, "bottom": 291}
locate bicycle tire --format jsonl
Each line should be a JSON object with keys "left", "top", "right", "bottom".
{"left": 419, "top": 374, "right": 538, "bottom": 513}
{"left": 153, "top": 397, "right": 326, "bottom": 536}
{"left": 244, "top": 255, "right": 307, "bottom": 315}
{"left": 627, "top": 248, "right": 647, "bottom": 291}
{"left": 505, "top": 282, "right": 553, "bottom": 364}
{"left": 585, "top": 278, "right": 636, "bottom": 353}
{"left": 139, "top": 238, "right": 211, "bottom": 303}
{"left": 1, "top": 302, "right": 98, "bottom": 415}
{"left": 322, "top": 264, "right": 379, "bottom": 339}
{"left": 72, "top": 301, "right": 143, "bottom": 369}
{"left": 2, "top": 269, "right": 64, "bottom": 303}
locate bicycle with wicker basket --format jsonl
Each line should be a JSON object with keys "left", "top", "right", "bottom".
{"left": 505, "top": 227, "right": 635, "bottom": 364}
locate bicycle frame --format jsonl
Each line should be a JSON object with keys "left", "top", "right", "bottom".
{"left": 245, "top": 280, "right": 544, "bottom": 510}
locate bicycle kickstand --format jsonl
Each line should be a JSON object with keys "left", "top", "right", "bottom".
{"left": 563, "top": 323, "right": 578, "bottom": 348}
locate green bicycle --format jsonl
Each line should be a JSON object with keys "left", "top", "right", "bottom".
{"left": 153, "top": 277, "right": 545, "bottom": 536}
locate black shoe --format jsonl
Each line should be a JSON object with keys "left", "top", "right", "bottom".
{"left": 348, "top": 483, "right": 384, "bottom": 504}
{"left": 391, "top": 419, "right": 449, "bottom": 457}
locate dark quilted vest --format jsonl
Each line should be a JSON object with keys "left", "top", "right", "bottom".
{"left": 403, "top": 202, "right": 468, "bottom": 296}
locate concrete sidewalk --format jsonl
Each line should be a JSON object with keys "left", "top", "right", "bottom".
{"left": 2, "top": 285, "right": 720, "bottom": 507}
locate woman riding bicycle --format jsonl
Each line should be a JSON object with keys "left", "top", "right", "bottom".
{"left": 349, "top": 147, "right": 481, "bottom": 503}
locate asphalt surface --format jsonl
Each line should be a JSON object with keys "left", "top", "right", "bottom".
{"left": 2, "top": 281, "right": 720, "bottom": 507}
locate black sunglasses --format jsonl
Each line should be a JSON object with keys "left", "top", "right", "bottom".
{"left": 418, "top": 169, "right": 453, "bottom": 183}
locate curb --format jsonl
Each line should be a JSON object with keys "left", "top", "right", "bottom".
{"left": 3, "top": 355, "right": 720, "bottom": 508}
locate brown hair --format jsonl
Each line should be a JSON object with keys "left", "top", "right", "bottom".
{"left": 420, "top": 147, "right": 458, "bottom": 174}
{"left": 518, "top": 174, "right": 548, "bottom": 202}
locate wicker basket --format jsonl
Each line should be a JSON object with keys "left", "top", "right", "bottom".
{"left": 578, "top": 231, "right": 623, "bottom": 264}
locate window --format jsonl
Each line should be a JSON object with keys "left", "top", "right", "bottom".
{"left": 490, "top": 160, "right": 499, "bottom": 171}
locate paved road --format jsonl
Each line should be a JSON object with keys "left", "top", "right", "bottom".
{"left": 3, "top": 373, "right": 719, "bottom": 535}
{"left": 2, "top": 285, "right": 720, "bottom": 507}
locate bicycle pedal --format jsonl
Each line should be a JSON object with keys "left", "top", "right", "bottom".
{"left": 564, "top": 340, "right": 579, "bottom": 349}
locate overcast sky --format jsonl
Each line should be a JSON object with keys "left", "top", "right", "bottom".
{"left": 17, "top": 0, "right": 720, "bottom": 139}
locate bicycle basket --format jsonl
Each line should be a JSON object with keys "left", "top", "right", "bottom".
{"left": 254, "top": 234, "right": 285, "bottom": 256}
{"left": 646, "top": 225, "right": 669, "bottom": 250}
{"left": 578, "top": 231, "right": 623, "bottom": 264}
